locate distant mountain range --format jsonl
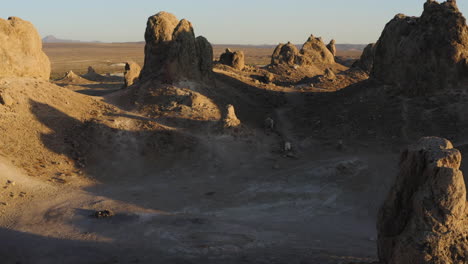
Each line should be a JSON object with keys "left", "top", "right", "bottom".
{"left": 42, "top": 35, "right": 101, "bottom": 43}
{"left": 42, "top": 36, "right": 367, "bottom": 51}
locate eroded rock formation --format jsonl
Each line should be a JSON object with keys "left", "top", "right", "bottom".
{"left": 0, "top": 17, "right": 51, "bottom": 80}
{"left": 271, "top": 35, "right": 335, "bottom": 66}
{"left": 271, "top": 42, "right": 301, "bottom": 65}
{"left": 300, "top": 35, "right": 335, "bottom": 64}
{"left": 352, "top": 43, "right": 376, "bottom": 73}
{"left": 222, "top": 104, "right": 241, "bottom": 128}
{"left": 123, "top": 61, "right": 141, "bottom": 87}
{"left": 140, "top": 11, "right": 213, "bottom": 83}
{"left": 377, "top": 137, "right": 468, "bottom": 264}
{"left": 82, "top": 66, "right": 105, "bottom": 81}
{"left": 371, "top": 0, "right": 468, "bottom": 94}
{"left": 219, "top": 49, "right": 245, "bottom": 70}
{"left": 326, "top": 39, "right": 337, "bottom": 57}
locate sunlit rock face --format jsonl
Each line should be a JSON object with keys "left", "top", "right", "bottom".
{"left": 378, "top": 137, "right": 468, "bottom": 264}
{"left": 0, "top": 17, "right": 51, "bottom": 80}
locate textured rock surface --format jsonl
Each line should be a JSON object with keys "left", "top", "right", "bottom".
{"left": 219, "top": 49, "right": 245, "bottom": 70}
{"left": 271, "top": 42, "right": 301, "bottom": 65}
{"left": 123, "top": 61, "right": 141, "bottom": 87}
{"left": 371, "top": 0, "right": 468, "bottom": 94}
{"left": 300, "top": 35, "right": 335, "bottom": 64}
{"left": 271, "top": 36, "right": 335, "bottom": 66}
{"left": 352, "top": 43, "right": 376, "bottom": 73}
{"left": 377, "top": 137, "right": 468, "bottom": 264}
{"left": 326, "top": 39, "right": 337, "bottom": 57}
{"left": 222, "top": 104, "right": 241, "bottom": 128}
{"left": 140, "top": 12, "right": 213, "bottom": 83}
{"left": 0, "top": 17, "right": 51, "bottom": 80}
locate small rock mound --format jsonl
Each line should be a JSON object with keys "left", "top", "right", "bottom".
{"left": 0, "top": 17, "right": 51, "bottom": 80}
{"left": 371, "top": 0, "right": 468, "bottom": 94}
{"left": 271, "top": 42, "right": 301, "bottom": 66}
{"left": 219, "top": 49, "right": 245, "bottom": 70}
{"left": 222, "top": 104, "right": 241, "bottom": 128}
{"left": 323, "top": 68, "right": 336, "bottom": 80}
{"left": 59, "top": 71, "right": 88, "bottom": 84}
{"left": 326, "top": 39, "right": 337, "bottom": 57}
{"left": 140, "top": 11, "right": 213, "bottom": 83}
{"left": 377, "top": 137, "right": 468, "bottom": 264}
{"left": 81, "top": 66, "right": 105, "bottom": 81}
{"left": 123, "top": 61, "right": 141, "bottom": 87}
{"left": 352, "top": 43, "right": 376, "bottom": 73}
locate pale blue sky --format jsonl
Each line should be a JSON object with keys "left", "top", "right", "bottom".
{"left": 2, "top": 0, "right": 467, "bottom": 44}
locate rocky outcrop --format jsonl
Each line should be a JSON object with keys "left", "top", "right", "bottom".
{"left": 352, "top": 43, "right": 376, "bottom": 73}
{"left": 140, "top": 12, "right": 213, "bottom": 83}
{"left": 300, "top": 35, "right": 335, "bottom": 64}
{"left": 123, "top": 61, "right": 141, "bottom": 87}
{"left": 222, "top": 104, "right": 241, "bottom": 128}
{"left": 371, "top": 0, "right": 468, "bottom": 95}
{"left": 271, "top": 42, "right": 301, "bottom": 66}
{"left": 271, "top": 36, "right": 335, "bottom": 66}
{"left": 326, "top": 39, "right": 337, "bottom": 57}
{"left": 219, "top": 49, "right": 245, "bottom": 70}
{"left": 377, "top": 137, "right": 468, "bottom": 264}
{"left": 0, "top": 17, "right": 51, "bottom": 80}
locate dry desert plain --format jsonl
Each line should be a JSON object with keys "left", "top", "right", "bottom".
{"left": 1, "top": 1, "right": 468, "bottom": 264}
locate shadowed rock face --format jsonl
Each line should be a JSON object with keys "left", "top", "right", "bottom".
{"left": 0, "top": 17, "right": 51, "bottom": 80}
{"left": 352, "top": 43, "right": 376, "bottom": 73}
{"left": 219, "top": 49, "right": 245, "bottom": 70}
{"left": 140, "top": 12, "right": 213, "bottom": 83}
{"left": 372, "top": 0, "right": 468, "bottom": 95}
{"left": 378, "top": 137, "right": 468, "bottom": 264}
{"left": 123, "top": 61, "right": 141, "bottom": 87}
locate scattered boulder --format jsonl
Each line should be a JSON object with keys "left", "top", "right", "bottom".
{"left": 377, "top": 137, "right": 468, "bottom": 264}
{"left": 262, "top": 72, "right": 275, "bottom": 83}
{"left": 352, "top": 43, "right": 376, "bottom": 73}
{"left": 0, "top": 17, "right": 51, "bottom": 80}
{"left": 371, "top": 0, "right": 468, "bottom": 95}
{"left": 271, "top": 42, "right": 301, "bottom": 65}
{"left": 326, "top": 39, "right": 337, "bottom": 57}
{"left": 93, "top": 210, "right": 114, "bottom": 219}
{"left": 0, "top": 92, "right": 14, "bottom": 106}
{"left": 219, "top": 49, "right": 245, "bottom": 70}
{"left": 140, "top": 11, "right": 213, "bottom": 83}
{"left": 123, "top": 61, "right": 141, "bottom": 87}
{"left": 222, "top": 104, "right": 241, "bottom": 128}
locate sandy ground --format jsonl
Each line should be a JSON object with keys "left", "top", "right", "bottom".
{"left": 0, "top": 72, "right": 400, "bottom": 264}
